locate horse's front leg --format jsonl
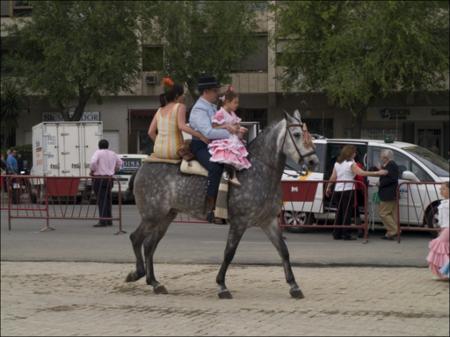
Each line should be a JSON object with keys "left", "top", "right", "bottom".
{"left": 216, "top": 225, "right": 246, "bottom": 299}
{"left": 262, "top": 221, "right": 304, "bottom": 299}
{"left": 125, "top": 224, "right": 146, "bottom": 282}
{"left": 143, "top": 222, "right": 171, "bottom": 294}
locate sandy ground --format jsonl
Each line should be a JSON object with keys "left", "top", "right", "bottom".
{"left": 1, "top": 262, "right": 449, "bottom": 336}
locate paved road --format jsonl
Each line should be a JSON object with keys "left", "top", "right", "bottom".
{"left": 1, "top": 205, "right": 433, "bottom": 266}
{"left": 1, "top": 262, "right": 448, "bottom": 336}
{"left": 2, "top": 206, "right": 448, "bottom": 336}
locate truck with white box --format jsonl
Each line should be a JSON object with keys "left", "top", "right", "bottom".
{"left": 32, "top": 121, "right": 103, "bottom": 176}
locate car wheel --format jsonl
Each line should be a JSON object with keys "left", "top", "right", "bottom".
{"left": 282, "top": 211, "right": 315, "bottom": 233}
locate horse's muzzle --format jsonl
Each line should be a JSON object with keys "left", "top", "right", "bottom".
{"left": 302, "top": 154, "right": 319, "bottom": 171}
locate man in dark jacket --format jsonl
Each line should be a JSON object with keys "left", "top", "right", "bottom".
{"left": 378, "top": 149, "right": 399, "bottom": 240}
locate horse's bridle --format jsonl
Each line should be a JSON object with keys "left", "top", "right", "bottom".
{"left": 252, "top": 119, "right": 316, "bottom": 172}
{"left": 281, "top": 122, "right": 317, "bottom": 162}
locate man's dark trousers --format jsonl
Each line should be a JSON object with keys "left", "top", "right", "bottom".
{"left": 93, "top": 177, "right": 113, "bottom": 225}
{"left": 190, "top": 139, "right": 224, "bottom": 197}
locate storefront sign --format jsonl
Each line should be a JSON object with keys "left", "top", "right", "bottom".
{"left": 367, "top": 106, "right": 449, "bottom": 121}
{"left": 379, "top": 108, "right": 410, "bottom": 120}
{"left": 430, "top": 109, "right": 449, "bottom": 116}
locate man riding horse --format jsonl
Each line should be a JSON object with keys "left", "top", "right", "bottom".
{"left": 189, "top": 75, "right": 240, "bottom": 224}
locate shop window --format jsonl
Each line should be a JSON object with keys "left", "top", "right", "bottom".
{"left": 237, "top": 108, "right": 267, "bottom": 128}
{"left": 13, "top": 0, "right": 32, "bottom": 16}
{"left": 1, "top": 0, "right": 10, "bottom": 17}
{"left": 233, "top": 35, "right": 268, "bottom": 72}
{"left": 304, "top": 118, "right": 333, "bottom": 138}
{"left": 417, "top": 128, "right": 442, "bottom": 156}
{"left": 138, "top": 130, "right": 153, "bottom": 155}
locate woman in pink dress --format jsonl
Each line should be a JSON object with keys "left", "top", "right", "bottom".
{"left": 208, "top": 88, "right": 251, "bottom": 186}
{"left": 426, "top": 181, "right": 449, "bottom": 280}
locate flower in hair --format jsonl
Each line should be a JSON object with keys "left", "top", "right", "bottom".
{"left": 219, "top": 95, "right": 225, "bottom": 102}
{"left": 162, "top": 76, "right": 174, "bottom": 92}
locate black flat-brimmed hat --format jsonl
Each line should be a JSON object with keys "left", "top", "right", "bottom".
{"left": 197, "top": 75, "right": 221, "bottom": 91}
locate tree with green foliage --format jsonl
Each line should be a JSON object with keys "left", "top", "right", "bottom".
{"left": 274, "top": 1, "right": 449, "bottom": 136}
{"left": 5, "top": 1, "right": 142, "bottom": 121}
{"left": 0, "top": 79, "right": 25, "bottom": 149}
{"left": 141, "top": 1, "right": 259, "bottom": 98}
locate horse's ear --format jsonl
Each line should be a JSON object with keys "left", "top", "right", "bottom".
{"left": 283, "top": 110, "right": 293, "bottom": 121}
{"left": 293, "top": 109, "right": 302, "bottom": 123}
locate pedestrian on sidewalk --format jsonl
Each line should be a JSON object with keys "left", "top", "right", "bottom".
{"left": 90, "top": 139, "right": 122, "bottom": 227}
{"left": 426, "top": 181, "right": 449, "bottom": 280}
{"left": 377, "top": 150, "right": 400, "bottom": 240}
{"left": 6, "top": 148, "right": 18, "bottom": 175}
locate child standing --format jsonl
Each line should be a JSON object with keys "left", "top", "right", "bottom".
{"left": 208, "top": 88, "right": 251, "bottom": 186}
{"left": 426, "top": 181, "right": 449, "bottom": 280}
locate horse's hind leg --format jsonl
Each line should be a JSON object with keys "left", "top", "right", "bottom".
{"left": 143, "top": 213, "right": 175, "bottom": 294}
{"left": 262, "top": 221, "right": 304, "bottom": 299}
{"left": 216, "top": 225, "right": 246, "bottom": 299}
{"left": 125, "top": 223, "right": 146, "bottom": 282}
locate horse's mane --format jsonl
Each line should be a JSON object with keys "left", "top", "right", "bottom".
{"left": 247, "top": 119, "right": 283, "bottom": 153}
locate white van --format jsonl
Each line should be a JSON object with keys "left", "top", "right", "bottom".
{"left": 111, "top": 154, "right": 147, "bottom": 203}
{"left": 282, "top": 138, "right": 449, "bottom": 229}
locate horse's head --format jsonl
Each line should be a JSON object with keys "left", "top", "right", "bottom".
{"left": 282, "top": 109, "right": 319, "bottom": 171}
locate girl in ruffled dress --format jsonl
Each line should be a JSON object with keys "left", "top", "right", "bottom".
{"left": 426, "top": 181, "right": 449, "bottom": 280}
{"left": 208, "top": 88, "right": 251, "bottom": 186}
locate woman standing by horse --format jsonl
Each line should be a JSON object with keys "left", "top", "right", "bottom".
{"left": 148, "top": 77, "right": 209, "bottom": 160}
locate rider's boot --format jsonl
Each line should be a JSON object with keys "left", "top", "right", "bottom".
{"left": 206, "top": 196, "right": 216, "bottom": 223}
{"left": 206, "top": 196, "right": 226, "bottom": 224}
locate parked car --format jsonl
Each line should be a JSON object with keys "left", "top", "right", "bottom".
{"left": 112, "top": 154, "right": 147, "bottom": 203}
{"left": 281, "top": 138, "right": 449, "bottom": 231}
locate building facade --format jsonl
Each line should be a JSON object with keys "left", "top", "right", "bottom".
{"left": 1, "top": 0, "right": 449, "bottom": 157}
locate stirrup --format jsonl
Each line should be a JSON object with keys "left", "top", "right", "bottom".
{"left": 207, "top": 211, "right": 226, "bottom": 224}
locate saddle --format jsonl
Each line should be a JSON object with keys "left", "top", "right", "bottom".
{"left": 178, "top": 140, "right": 208, "bottom": 177}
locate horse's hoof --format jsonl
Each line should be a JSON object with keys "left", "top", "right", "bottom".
{"left": 290, "top": 287, "right": 304, "bottom": 299}
{"left": 153, "top": 284, "right": 168, "bottom": 294}
{"left": 125, "top": 271, "right": 144, "bottom": 283}
{"left": 218, "top": 290, "right": 233, "bottom": 299}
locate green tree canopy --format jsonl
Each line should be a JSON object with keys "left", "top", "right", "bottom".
{"left": 275, "top": 1, "right": 449, "bottom": 135}
{"left": 0, "top": 79, "right": 25, "bottom": 149}
{"left": 141, "top": 1, "right": 260, "bottom": 98}
{"left": 5, "top": 1, "right": 141, "bottom": 121}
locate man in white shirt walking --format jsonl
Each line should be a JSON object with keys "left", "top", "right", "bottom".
{"left": 90, "top": 139, "right": 122, "bottom": 227}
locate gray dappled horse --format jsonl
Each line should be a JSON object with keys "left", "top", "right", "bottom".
{"left": 126, "top": 110, "right": 319, "bottom": 299}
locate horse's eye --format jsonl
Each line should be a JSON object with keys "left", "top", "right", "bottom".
{"left": 293, "top": 132, "right": 301, "bottom": 138}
